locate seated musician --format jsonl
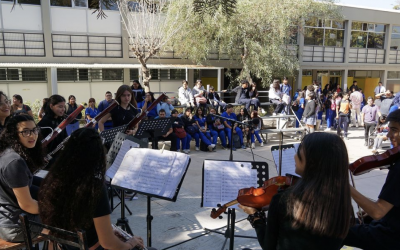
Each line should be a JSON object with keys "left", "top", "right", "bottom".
{"left": 38, "top": 128, "right": 156, "bottom": 250}
{"left": 343, "top": 109, "right": 400, "bottom": 250}
{"left": 240, "top": 133, "right": 353, "bottom": 250}
{"left": 0, "top": 114, "right": 43, "bottom": 242}
{"left": 99, "top": 85, "right": 138, "bottom": 135}
{"left": 152, "top": 109, "right": 177, "bottom": 151}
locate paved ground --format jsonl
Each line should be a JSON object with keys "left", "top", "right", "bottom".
{"left": 109, "top": 124, "right": 387, "bottom": 250}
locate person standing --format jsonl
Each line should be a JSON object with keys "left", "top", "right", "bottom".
{"left": 97, "top": 91, "right": 114, "bottom": 130}
{"left": 348, "top": 81, "right": 358, "bottom": 93}
{"left": 336, "top": 92, "right": 351, "bottom": 140}
{"left": 280, "top": 77, "right": 292, "bottom": 113}
{"left": 178, "top": 80, "right": 195, "bottom": 109}
{"left": 349, "top": 87, "right": 363, "bottom": 127}
{"left": 343, "top": 109, "right": 400, "bottom": 250}
{"left": 374, "top": 81, "right": 386, "bottom": 96}
{"left": 65, "top": 95, "right": 82, "bottom": 136}
{"left": 303, "top": 92, "right": 316, "bottom": 133}
{"left": 294, "top": 91, "right": 305, "bottom": 128}
{"left": 131, "top": 79, "right": 145, "bottom": 103}
{"left": 361, "top": 97, "right": 378, "bottom": 146}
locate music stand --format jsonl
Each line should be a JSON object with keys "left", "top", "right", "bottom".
{"left": 111, "top": 150, "right": 191, "bottom": 247}
{"left": 135, "top": 117, "right": 173, "bottom": 138}
{"left": 100, "top": 125, "right": 127, "bottom": 145}
{"left": 201, "top": 160, "right": 269, "bottom": 250}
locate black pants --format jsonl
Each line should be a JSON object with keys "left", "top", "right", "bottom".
{"left": 239, "top": 98, "right": 260, "bottom": 110}
{"left": 270, "top": 99, "right": 286, "bottom": 113}
{"left": 364, "top": 122, "right": 376, "bottom": 142}
{"left": 337, "top": 116, "right": 349, "bottom": 137}
{"left": 152, "top": 133, "right": 177, "bottom": 151}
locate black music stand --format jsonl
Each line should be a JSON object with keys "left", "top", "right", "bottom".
{"left": 200, "top": 160, "right": 269, "bottom": 250}
{"left": 135, "top": 117, "right": 172, "bottom": 138}
{"left": 111, "top": 150, "right": 191, "bottom": 247}
{"left": 105, "top": 132, "right": 148, "bottom": 233}
{"left": 100, "top": 125, "right": 127, "bottom": 146}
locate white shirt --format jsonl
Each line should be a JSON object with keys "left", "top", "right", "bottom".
{"left": 349, "top": 91, "right": 363, "bottom": 109}
{"left": 178, "top": 87, "right": 194, "bottom": 105}
{"left": 269, "top": 86, "right": 282, "bottom": 100}
{"left": 374, "top": 85, "right": 386, "bottom": 95}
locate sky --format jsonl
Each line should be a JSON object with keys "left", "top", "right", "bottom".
{"left": 338, "top": 0, "right": 397, "bottom": 10}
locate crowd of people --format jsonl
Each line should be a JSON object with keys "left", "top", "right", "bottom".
{"left": 0, "top": 77, "right": 400, "bottom": 250}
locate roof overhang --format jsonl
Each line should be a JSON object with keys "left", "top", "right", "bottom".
{"left": 0, "top": 63, "right": 224, "bottom": 69}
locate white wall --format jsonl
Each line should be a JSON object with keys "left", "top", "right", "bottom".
{"left": 51, "top": 8, "right": 87, "bottom": 33}
{"left": 7, "top": 82, "right": 48, "bottom": 104}
{"left": 87, "top": 10, "right": 121, "bottom": 36}
{"left": 1, "top": 4, "right": 42, "bottom": 31}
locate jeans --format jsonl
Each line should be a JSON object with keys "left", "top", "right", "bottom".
{"left": 295, "top": 110, "right": 304, "bottom": 128}
{"left": 185, "top": 133, "right": 192, "bottom": 149}
{"left": 326, "top": 109, "right": 335, "bottom": 128}
{"left": 351, "top": 108, "right": 361, "bottom": 126}
{"left": 211, "top": 129, "right": 227, "bottom": 147}
{"left": 194, "top": 131, "right": 212, "bottom": 146}
{"left": 337, "top": 116, "right": 349, "bottom": 137}
{"left": 225, "top": 127, "right": 243, "bottom": 147}
{"left": 176, "top": 136, "right": 189, "bottom": 150}
{"left": 364, "top": 122, "right": 376, "bottom": 142}
{"left": 250, "top": 130, "right": 262, "bottom": 143}
{"left": 239, "top": 98, "right": 260, "bottom": 110}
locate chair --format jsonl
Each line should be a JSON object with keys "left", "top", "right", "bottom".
{"left": 19, "top": 214, "right": 89, "bottom": 250}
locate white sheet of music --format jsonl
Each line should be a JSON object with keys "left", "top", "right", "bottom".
{"left": 271, "top": 148, "right": 300, "bottom": 177}
{"left": 203, "top": 160, "right": 257, "bottom": 208}
{"left": 106, "top": 140, "right": 140, "bottom": 179}
{"left": 111, "top": 148, "right": 190, "bottom": 199}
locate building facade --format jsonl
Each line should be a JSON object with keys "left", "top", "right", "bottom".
{"left": 0, "top": 2, "right": 400, "bottom": 103}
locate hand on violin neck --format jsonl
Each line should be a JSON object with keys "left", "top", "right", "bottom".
{"left": 238, "top": 204, "right": 258, "bottom": 215}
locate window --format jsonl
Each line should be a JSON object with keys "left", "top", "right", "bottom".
{"left": 79, "top": 69, "right": 89, "bottom": 81}
{"left": 0, "top": 69, "right": 19, "bottom": 81}
{"left": 130, "top": 69, "right": 139, "bottom": 80}
{"left": 51, "top": 0, "right": 87, "bottom": 7}
{"left": 88, "top": 0, "right": 118, "bottom": 10}
{"left": 391, "top": 26, "right": 400, "bottom": 50}
{"left": 102, "top": 69, "right": 123, "bottom": 80}
{"left": 170, "top": 69, "right": 186, "bottom": 80}
{"left": 304, "top": 19, "right": 344, "bottom": 47}
{"left": 90, "top": 69, "right": 102, "bottom": 80}
{"left": 388, "top": 71, "right": 400, "bottom": 79}
{"left": 2, "top": 0, "right": 41, "bottom": 5}
{"left": 351, "top": 22, "right": 386, "bottom": 49}
{"left": 57, "top": 69, "right": 77, "bottom": 81}
{"left": 21, "top": 68, "right": 46, "bottom": 81}
{"left": 150, "top": 69, "right": 159, "bottom": 80}
{"left": 0, "top": 69, "right": 6, "bottom": 81}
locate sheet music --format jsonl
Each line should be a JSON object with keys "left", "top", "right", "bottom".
{"left": 106, "top": 140, "right": 140, "bottom": 179}
{"left": 203, "top": 161, "right": 257, "bottom": 208}
{"left": 111, "top": 148, "right": 190, "bottom": 199}
{"left": 293, "top": 143, "right": 300, "bottom": 153}
{"left": 271, "top": 148, "right": 300, "bottom": 178}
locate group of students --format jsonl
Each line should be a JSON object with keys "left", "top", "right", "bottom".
{"left": 0, "top": 90, "right": 153, "bottom": 250}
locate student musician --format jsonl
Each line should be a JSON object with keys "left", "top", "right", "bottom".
{"left": 0, "top": 114, "right": 44, "bottom": 242}
{"left": 343, "top": 109, "right": 400, "bottom": 250}
{"left": 38, "top": 128, "right": 156, "bottom": 250}
{"left": 38, "top": 95, "right": 68, "bottom": 154}
{"left": 98, "top": 85, "right": 138, "bottom": 135}
{"left": 240, "top": 133, "right": 353, "bottom": 250}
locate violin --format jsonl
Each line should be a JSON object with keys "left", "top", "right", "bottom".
{"left": 349, "top": 146, "right": 400, "bottom": 176}
{"left": 210, "top": 175, "right": 298, "bottom": 219}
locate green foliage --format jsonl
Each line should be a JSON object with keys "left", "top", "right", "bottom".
{"left": 24, "top": 99, "right": 41, "bottom": 123}
{"left": 167, "top": 0, "right": 342, "bottom": 87}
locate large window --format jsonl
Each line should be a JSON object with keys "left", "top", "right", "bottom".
{"left": 304, "top": 19, "right": 344, "bottom": 47}
{"left": 2, "top": 0, "right": 40, "bottom": 5}
{"left": 0, "top": 69, "right": 19, "bottom": 81}
{"left": 51, "top": 0, "right": 87, "bottom": 7}
{"left": 130, "top": 69, "right": 139, "bottom": 80}
{"left": 148, "top": 69, "right": 186, "bottom": 80}
{"left": 103, "top": 69, "right": 123, "bottom": 81}
{"left": 21, "top": 68, "right": 47, "bottom": 81}
{"left": 57, "top": 69, "right": 123, "bottom": 81}
{"left": 350, "top": 22, "right": 386, "bottom": 49}
{"left": 391, "top": 26, "right": 400, "bottom": 50}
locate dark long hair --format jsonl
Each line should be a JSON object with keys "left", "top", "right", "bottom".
{"left": 0, "top": 114, "right": 44, "bottom": 173}
{"left": 44, "top": 95, "right": 66, "bottom": 117}
{"left": 115, "top": 85, "right": 137, "bottom": 108}
{"left": 287, "top": 133, "right": 352, "bottom": 238}
{"left": 38, "top": 128, "right": 106, "bottom": 232}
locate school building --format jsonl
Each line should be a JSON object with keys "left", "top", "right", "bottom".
{"left": 1, "top": 2, "right": 400, "bottom": 103}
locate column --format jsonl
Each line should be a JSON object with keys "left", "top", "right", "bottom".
{"left": 297, "top": 68, "right": 302, "bottom": 91}
{"left": 343, "top": 20, "right": 352, "bottom": 64}
{"left": 123, "top": 68, "right": 130, "bottom": 85}
{"left": 217, "top": 68, "right": 222, "bottom": 91}
{"left": 382, "top": 69, "right": 388, "bottom": 87}
{"left": 342, "top": 69, "right": 348, "bottom": 90}
{"left": 384, "top": 24, "right": 393, "bottom": 65}
{"left": 41, "top": 0, "right": 54, "bottom": 59}
{"left": 50, "top": 67, "right": 58, "bottom": 94}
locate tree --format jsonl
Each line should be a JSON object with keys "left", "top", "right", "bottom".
{"left": 394, "top": 0, "right": 400, "bottom": 10}
{"left": 167, "top": 0, "right": 342, "bottom": 86}
{"left": 117, "top": 0, "right": 187, "bottom": 92}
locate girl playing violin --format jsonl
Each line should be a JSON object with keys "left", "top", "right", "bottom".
{"left": 240, "top": 133, "right": 353, "bottom": 250}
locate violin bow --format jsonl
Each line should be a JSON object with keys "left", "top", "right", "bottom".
{"left": 349, "top": 170, "right": 364, "bottom": 224}
{"left": 41, "top": 105, "right": 84, "bottom": 147}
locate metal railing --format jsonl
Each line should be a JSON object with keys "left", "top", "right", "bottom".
{"left": 349, "top": 48, "right": 385, "bottom": 63}
{"left": 389, "top": 50, "right": 400, "bottom": 64}
{"left": 302, "top": 46, "right": 344, "bottom": 62}
{"left": 0, "top": 32, "right": 45, "bottom": 57}
{"left": 52, "top": 34, "right": 122, "bottom": 58}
